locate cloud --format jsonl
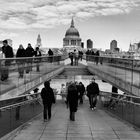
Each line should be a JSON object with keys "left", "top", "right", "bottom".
{"left": 0, "top": 0, "right": 139, "bottom": 29}
{"left": 0, "top": 31, "right": 18, "bottom": 39}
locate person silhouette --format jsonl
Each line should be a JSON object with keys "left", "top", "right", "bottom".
{"left": 41, "top": 81, "right": 55, "bottom": 122}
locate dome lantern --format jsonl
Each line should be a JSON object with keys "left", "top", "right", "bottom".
{"left": 71, "top": 18, "right": 74, "bottom": 28}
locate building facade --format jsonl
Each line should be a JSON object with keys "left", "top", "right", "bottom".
{"left": 110, "top": 40, "right": 117, "bottom": 51}
{"left": 87, "top": 39, "right": 93, "bottom": 49}
{"left": 35, "top": 34, "right": 42, "bottom": 48}
{"left": 129, "top": 43, "right": 140, "bottom": 53}
{"left": 81, "top": 42, "right": 84, "bottom": 48}
{"left": 63, "top": 19, "right": 82, "bottom": 52}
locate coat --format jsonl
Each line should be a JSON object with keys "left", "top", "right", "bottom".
{"left": 78, "top": 84, "right": 85, "bottom": 95}
{"left": 16, "top": 48, "right": 26, "bottom": 63}
{"left": 25, "top": 47, "right": 34, "bottom": 57}
{"left": 86, "top": 82, "right": 99, "bottom": 97}
{"left": 41, "top": 87, "right": 55, "bottom": 105}
{"left": 67, "top": 84, "right": 78, "bottom": 112}
{"left": 2, "top": 45, "right": 14, "bottom": 58}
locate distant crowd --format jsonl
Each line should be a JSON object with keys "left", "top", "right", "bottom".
{"left": 1, "top": 40, "right": 54, "bottom": 81}
{"left": 69, "top": 49, "right": 102, "bottom": 66}
{"left": 1, "top": 39, "right": 102, "bottom": 81}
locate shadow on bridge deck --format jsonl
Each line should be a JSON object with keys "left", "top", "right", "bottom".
{"left": 10, "top": 101, "right": 140, "bottom": 140}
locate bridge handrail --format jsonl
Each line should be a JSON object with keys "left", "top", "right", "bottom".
{"left": 1, "top": 90, "right": 140, "bottom": 110}
{"left": 83, "top": 55, "right": 140, "bottom": 62}
{"left": 100, "top": 91, "right": 140, "bottom": 105}
{"left": 100, "top": 91, "right": 140, "bottom": 99}
{"left": 0, "top": 54, "right": 68, "bottom": 60}
{"left": 0, "top": 92, "right": 65, "bottom": 110}
{"left": 0, "top": 90, "right": 138, "bottom": 102}
{"left": 83, "top": 54, "right": 140, "bottom": 61}
{"left": 0, "top": 97, "right": 39, "bottom": 111}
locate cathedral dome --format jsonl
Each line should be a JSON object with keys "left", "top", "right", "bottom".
{"left": 65, "top": 19, "right": 80, "bottom": 37}
{"left": 65, "top": 27, "right": 79, "bottom": 37}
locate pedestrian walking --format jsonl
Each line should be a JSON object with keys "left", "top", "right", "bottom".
{"left": 25, "top": 43, "right": 34, "bottom": 73}
{"left": 67, "top": 83, "right": 78, "bottom": 121}
{"left": 41, "top": 81, "right": 56, "bottom": 122}
{"left": 69, "top": 52, "right": 74, "bottom": 66}
{"left": 95, "top": 50, "right": 100, "bottom": 65}
{"left": 16, "top": 44, "right": 26, "bottom": 78}
{"left": 78, "top": 51, "right": 83, "bottom": 61}
{"left": 48, "top": 49, "right": 53, "bottom": 63}
{"left": 1, "top": 40, "right": 14, "bottom": 81}
{"left": 86, "top": 77, "right": 100, "bottom": 110}
{"left": 73, "top": 49, "right": 79, "bottom": 66}
{"left": 60, "top": 83, "right": 67, "bottom": 103}
{"left": 78, "top": 82, "right": 85, "bottom": 104}
{"left": 34, "top": 47, "right": 42, "bottom": 72}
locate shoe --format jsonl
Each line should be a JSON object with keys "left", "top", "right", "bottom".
{"left": 91, "top": 108, "right": 94, "bottom": 110}
{"left": 94, "top": 107, "right": 96, "bottom": 110}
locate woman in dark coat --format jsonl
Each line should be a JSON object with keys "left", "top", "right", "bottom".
{"left": 67, "top": 83, "right": 78, "bottom": 121}
{"left": 16, "top": 44, "right": 26, "bottom": 78}
{"left": 41, "top": 81, "right": 55, "bottom": 122}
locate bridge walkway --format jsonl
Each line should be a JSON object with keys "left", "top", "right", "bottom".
{"left": 11, "top": 101, "right": 140, "bottom": 140}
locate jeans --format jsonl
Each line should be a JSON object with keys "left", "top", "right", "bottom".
{"left": 89, "top": 95, "right": 97, "bottom": 108}
{"left": 43, "top": 104, "right": 52, "bottom": 120}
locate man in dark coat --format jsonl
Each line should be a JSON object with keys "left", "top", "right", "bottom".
{"left": 1, "top": 40, "right": 14, "bottom": 81}
{"left": 69, "top": 52, "right": 74, "bottom": 66}
{"left": 41, "top": 81, "right": 55, "bottom": 122}
{"left": 86, "top": 77, "right": 99, "bottom": 110}
{"left": 67, "top": 83, "right": 78, "bottom": 121}
{"left": 48, "top": 49, "right": 53, "bottom": 63}
{"left": 25, "top": 43, "right": 34, "bottom": 73}
{"left": 95, "top": 50, "right": 100, "bottom": 65}
{"left": 25, "top": 43, "right": 34, "bottom": 57}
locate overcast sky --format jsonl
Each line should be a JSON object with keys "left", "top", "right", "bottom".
{"left": 0, "top": 0, "right": 140, "bottom": 51}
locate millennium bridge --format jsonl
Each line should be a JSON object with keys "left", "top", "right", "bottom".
{"left": 0, "top": 55, "right": 140, "bottom": 140}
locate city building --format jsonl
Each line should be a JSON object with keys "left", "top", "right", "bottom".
{"left": 35, "top": 34, "right": 42, "bottom": 48}
{"left": 63, "top": 18, "right": 82, "bottom": 52}
{"left": 87, "top": 39, "right": 93, "bottom": 49}
{"left": 110, "top": 40, "right": 117, "bottom": 51}
{"left": 129, "top": 43, "right": 140, "bottom": 53}
{"left": 128, "top": 42, "right": 140, "bottom": 59}
{"left": 110, "top": 40, "right": 120, "bottom": 53}
{"left": 81, "top": 42, "right": 84, "bottom": 48}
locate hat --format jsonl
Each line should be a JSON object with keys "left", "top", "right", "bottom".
{"left": 3, "top": 40, "right": 8, "bottom": 44}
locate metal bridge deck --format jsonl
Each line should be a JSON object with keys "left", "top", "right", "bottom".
{"left": 11, "top": 101, "right": 140, "bottom": 140}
